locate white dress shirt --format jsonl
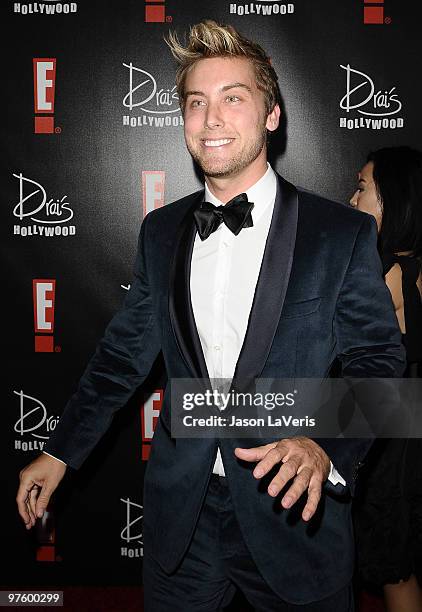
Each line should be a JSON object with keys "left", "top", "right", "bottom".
{"left": 190, "top": 163, "right": 345, "bottom": 486}
{"left": 45, "top": 162, "right": 345, "bottom": 486}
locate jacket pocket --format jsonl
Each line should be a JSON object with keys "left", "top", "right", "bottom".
{"left": 280, "top": 296, "right": 321, "bottom": 319}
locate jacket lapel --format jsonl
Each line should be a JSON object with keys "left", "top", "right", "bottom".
{"left": 231, "top": 175, "right": 298, "bottom": 391}
{"left": 168, "top": 174, "right": 298, "bottom": 388}
{"left": 168, "top": 189, "right": 210, "bottom": 380}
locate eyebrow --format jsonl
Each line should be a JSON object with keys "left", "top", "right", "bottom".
{"left": 185, "top": 82, "right": 253, "bottom": 98}
{"left": 358, "top": 178, "right": 366, "bottom": 183}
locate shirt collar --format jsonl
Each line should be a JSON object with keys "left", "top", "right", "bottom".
{"left": 204, "top": 162, "right": 277, "bottom": 225}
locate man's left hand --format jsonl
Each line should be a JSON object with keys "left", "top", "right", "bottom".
{"left": 234, "top": 437, "right": 330, "bottom": 521}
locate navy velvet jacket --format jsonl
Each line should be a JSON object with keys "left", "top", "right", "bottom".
{"left": 45, "top": 174, "right": 405, "bottom": 604}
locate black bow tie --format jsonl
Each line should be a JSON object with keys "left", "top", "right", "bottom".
{"left": 193, "top": 193, "right": 254, "bottom": 241}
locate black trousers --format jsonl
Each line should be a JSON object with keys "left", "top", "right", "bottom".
{"left": 143, "top": 475, "right": 354, "bottom": 612}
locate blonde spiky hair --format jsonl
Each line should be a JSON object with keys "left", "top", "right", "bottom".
{"left": 165, "top": 20, "right": 281, "bottom": 116}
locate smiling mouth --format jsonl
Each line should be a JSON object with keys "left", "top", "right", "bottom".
{"left": 202, "top": 138, "right": 234, "bottom": 148}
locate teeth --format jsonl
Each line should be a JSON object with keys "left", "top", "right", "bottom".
{"left": 204, "top": 139, "right": 232, "bottom": 147}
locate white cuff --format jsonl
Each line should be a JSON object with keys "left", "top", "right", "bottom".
{"left": 43, "top": 451, "right": 67, "bottom": 466}
{"left": 327, "top": 460, "right": 346, "bottom": 486}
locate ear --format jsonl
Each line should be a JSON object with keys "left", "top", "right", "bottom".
{"left": 265, "top": 103, "right": 281, "bottom": 132}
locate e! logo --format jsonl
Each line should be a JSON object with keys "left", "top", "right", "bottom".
{"left": 33, "top": 279, "right": 56, "bottom": 352}
{"left": 364, "top": 0, "right": 384, "bottom": 24}
{"left": 33, "top": 59, "right": 57, "bottom": 134}
{"left": 142, "top": 171, "right": 165, "bottom": 216}
{"left": 140, "top": 390, "right": 162, "bottom": 460}
{"left": 145, "top": 0, "right": 166, "bottom": 23}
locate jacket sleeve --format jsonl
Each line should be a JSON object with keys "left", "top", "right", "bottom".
{"left": 44, "top": 212, "right": 162, "bottom": 470}
{"left": 319, "top": 214, "right": 406, "bottom": 496}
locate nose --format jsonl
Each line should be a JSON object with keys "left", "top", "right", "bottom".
{"left": 350, "top": 191, "right": 358, "bottom": 208}
{"left": 204, "top": 100, "right": 224, "bottom": 129}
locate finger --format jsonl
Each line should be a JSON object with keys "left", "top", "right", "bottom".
{"left": 234, "top": 443, "right": 277, "bottom": 463}
{"left": 35, "top": 483, "right": 53, "bottom": 519}
{"left": 281, "top": 467, "right": 312, "bottom": 508}
{"left": 253, "top": 445, "right": 292, "bottom": 479}
{"left": 16, "top": 480, "right": 35, "bottom": 527}
{"left": 28, "top": 487, "right": 39, "bottom": 526}
{"left": 266, "top": 457, "right": 302, "bottom": 496}
{"left": 25, "top": 498, "right": 35, "bottom": 529}
{"left": 302, "top": 479, "right": 323, "bottom": 521}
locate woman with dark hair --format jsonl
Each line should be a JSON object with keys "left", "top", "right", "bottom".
{"left": 350, "top": 146, "right": 422, "bottom": 611}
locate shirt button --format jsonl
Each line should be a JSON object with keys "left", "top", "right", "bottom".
{"left": 214, "top": 345, "right": 221, "bottom": 351}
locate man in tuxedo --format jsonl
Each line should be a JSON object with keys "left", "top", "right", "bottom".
{"left": 17, "top": 20, "right": 405, "bottom": 611}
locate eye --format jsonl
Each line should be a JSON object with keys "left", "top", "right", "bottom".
{"left": 225, "top": 95, "right": 241, "bottom": 103}
{"left": 190, "top": 99, "right": 206, "bottom": 108}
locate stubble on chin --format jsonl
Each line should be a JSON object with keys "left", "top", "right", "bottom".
{"left": 196, "top": 156, "right": 244, "bottom": 178}
{"left": 186, "top": 131, "right": 267, "bottom": 179}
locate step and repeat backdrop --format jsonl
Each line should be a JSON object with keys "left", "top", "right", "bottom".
{"left": 3, "top": 0, "right": 421, "bottom": 587}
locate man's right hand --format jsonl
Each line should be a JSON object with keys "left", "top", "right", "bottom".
{"left": 16, "top": 454, "right": 67, "bottom": 530}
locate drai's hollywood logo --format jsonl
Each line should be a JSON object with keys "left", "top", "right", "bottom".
{"left": 13, "top": 173, "right": 76, "bottom": 237}
{"left": 13, "top": 390, "right": 60, "bottom": 453}
{"left": 33, "top": 279, "right": 58, "bottom": 353}
{"left": 141, "top": 391, "right": 162, "bottom": 460}
{"left": 339, "top": 64, "right": 403, "bottom": 130}
{"left": 14, "top": 1, "right": 77, "bottom": 15}
{"left": 13, "top": 0, "right": 78, "bottom": 15}
{"left": 229, "top": 0, "right": 295, "bottom": 17}
{"left": 120, "top": 497, "right": 143, "bottom": 558}
{"left": 144, "top": 0, "right": 171, "bottom": 23}
{"left": 122, "top": 63, "right": 183, "bottom": 128}
{"left": 33, "top": 58, "right": 59, "bottom": 134}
